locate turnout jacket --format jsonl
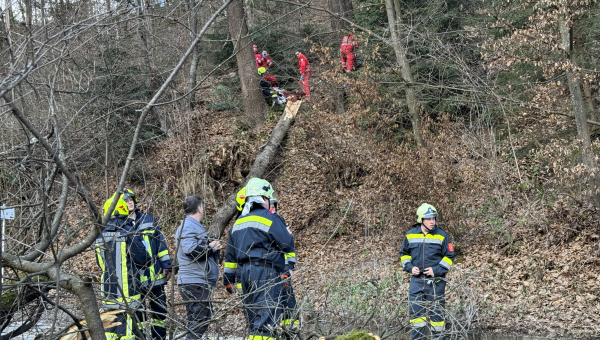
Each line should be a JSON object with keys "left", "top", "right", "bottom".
{"left": 95, "top": 216, "right": 150, "bottom": 309}
{"left": 255, "top": 52, "right": 273, "bottom": 68}
{"left": 340, "top": 34, "right": 359, "bottom": 53}
{"left": 223, "top": 207, "right": 295, "bottom": 285}
{"left": 297, "top": 53, "right": 311, "bottom": 76}
{"left": 133, "top": 210, "right": 172, "bottom": 288}
{"left": 399, "top": 224, "right": 455, "bottom": 277}
{"left": 272, "top": 212, "right": 296, "bottom": 274}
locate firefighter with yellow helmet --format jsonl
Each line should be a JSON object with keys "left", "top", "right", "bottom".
{"left": 122, "top": 188, "right": 171, "bottom": 340}
{"left": 96, "top": 191, "right": 150, "bottom": 339}
{"left": 399, "top": 203, "right": 455, "bottom": 340}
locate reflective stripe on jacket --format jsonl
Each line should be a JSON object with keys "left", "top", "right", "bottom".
{"left": 255, "top": 53, "right": 272, "bottom": 68}
{"left": 223, "top": 207, "right": 295, "bottom": 285}
{"left": 95, "top": 217, "right": 150, "bottom": 309}
{"left": 274, "top": 213, "right": 296, "bottom": 273}
{"left": 340, "top": 35, "right": 358, "bottom": 53}
{"left": 298, "top": 53, "right": 311, "bottom": 75}
{"left": 399, "top": 224, "right": 455, "bottom": 277}
{"left": 134, "top": 210, "right": 171, "bottom": 288}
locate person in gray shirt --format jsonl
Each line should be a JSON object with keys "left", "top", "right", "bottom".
{"left": 175, "top": 196, "right": 222, "bottom": 339}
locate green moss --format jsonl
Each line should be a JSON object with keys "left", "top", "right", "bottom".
{"left": 334, "top": 330, "right": 378, "bottom": 340}
{"left": 1, "top": 290, "right": 17, "bottom": 309}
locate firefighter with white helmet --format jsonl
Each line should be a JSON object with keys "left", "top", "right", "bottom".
{"left": 223, "top": 178, "right": 295, "bottom": 340}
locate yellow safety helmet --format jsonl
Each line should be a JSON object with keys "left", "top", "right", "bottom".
{"left": 236, "top": 187, "right": 246, "bottom": 212}
{"left": 245, "top": 178, "right": 274, "bottom": 199}
{"left": 103, "top": 192, "right": 129, "bottom": 217}
{"left": 258, "top": 67, "right": 267, "bottom": 76}
{"left": 416, "top": 203, "right": 437, "bottom": 223}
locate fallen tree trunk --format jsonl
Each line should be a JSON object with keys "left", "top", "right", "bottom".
{"left": 210, "top": 101, "right": 302, "bottom": 237}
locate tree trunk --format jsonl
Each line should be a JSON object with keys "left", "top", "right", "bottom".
{"left": 244, "top": 0, "right": 253, "bottom": 28}
{"left": 3, "top": 0, "right": 9, "bottom": 32}
{"left": 227, "top": 0, "right": 268, "bottom": 129}
{"left": 210, "top": 104, "right": 298, "bottom": 237}
{"left": 328, "top": 0, "right": 353, "bottom": 36}
{"left": 48, "top": 268, "right": 107, "bottom": 340}
{"left": 24, "top": 0, "right": 32, "bottom": 28}
{"left": 188, "top": 0, "right": 199, "bottom": 108}
{"left": 583, "top": 81, "right": 597, "bottom": 123}
{"left": 559, "top": 15, "right": 600, "bottom": 205}
{"left": 384, "top": 0, "right": 424, "bottom": 148}
{"left": 134, "top": 0, "right": 153, "bottom": 90}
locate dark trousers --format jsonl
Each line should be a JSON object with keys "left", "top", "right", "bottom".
{"left": 142, "top": 285, "right": 167, "bottom": 340}
{"left": 105, "top": 310, "right": 145, "bottom": 340}
{"left": 240, "top": 264, "right": 283, "bottom": 339}
{"left": 178, "top": 284, "right": 212, "bottom": 339}
{"left": 280, "top": 282, "right": 297, "bottom": 327}
{"left": 408, "top": 277, "right": 446, "bottom": 340}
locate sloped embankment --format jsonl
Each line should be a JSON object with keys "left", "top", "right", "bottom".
{"left": 127, "top": 75, "right": 600, "bottom": 337}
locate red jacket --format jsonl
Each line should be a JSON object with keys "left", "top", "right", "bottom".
{"left": 298, "top": 53, "right": 311, "bottom": 75}
{"left": 340, "top": 34, "right": 359, "bottom": 53}
{"left": 255, "top": 53, "right": 273, "bottom": 68}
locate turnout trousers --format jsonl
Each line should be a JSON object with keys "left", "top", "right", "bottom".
{"left": 298, "top": 76, "right": 310, "bottom": 102}
{"left": 105, "top": 310, "right": 145, "bottom": 340}
{"left": 178, "top": 284, "right": 213, "bottom": 339}
{"left": 142, "top": 285, "right": 167, "bottom": 340}
{"left": 280, "top": 282, "right": 298, "bottom": 328}
{"left": 341, "top": 51, "right": 355, "bottom": 72}
{"left": 240, "top": 263, "right": 284, "bottom": 340}
{"left": 408, "top": 276, "right": 446, "bottom": 340}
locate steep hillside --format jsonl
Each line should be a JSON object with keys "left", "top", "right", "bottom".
{"left": 115, "top": 67, "right": 600, "bottom": 338}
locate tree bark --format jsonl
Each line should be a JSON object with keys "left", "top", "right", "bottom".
{"left": 582, "top": 81, "right": 597, "bottom": 123}
{"left": 210, "top": 105, "right": 298, "bottom": 237}
{"left": 328, "top": 0, "right": 341, "bottom": 32}
{"left": 134, "top": 0, "right": 154, "bottom": 90}
{"left": 384, "top": 0, "right": 424, "bottom": 148}
{"left": 47, "top": 267, "right": 107, "bottom": 340}
{"left": 244, "top": 0, "right": 253, "bottom": 28}
{"left": 559, "top": 15, "right": 600, "bottom": 205}
{"left": 328, "top": 0, "right": 353, "bottom": 36}
{"left": 188, "top": 0, "right": 199, "bottom": 108}
{"left": 227, "top": 0, "right": 268, "bottom": 129}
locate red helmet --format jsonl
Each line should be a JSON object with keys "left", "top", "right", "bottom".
{"left": 252, "top": 44, "right": 257, "bottom": 48}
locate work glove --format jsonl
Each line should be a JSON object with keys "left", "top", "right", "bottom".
{"left": 300, "top": 75, "right": 304, "bottom": 80}
{"left": 225, "top": 284, "right": 235, "bottom": 294}
{"left": 162, "top": 268, "right": 172, "bottom": 280}
{"left": 281, "top": 274, "right": 289, "bottom": 290}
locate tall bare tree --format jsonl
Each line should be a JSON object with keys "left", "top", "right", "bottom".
{"left": 384, "top": 0, "right": 424, "bottom": 147}
{"left": 559, "top": 14, "right": 600, "bottom": 204}
{"left": 227, "top": 0, "right": 268, "bottom": 128}
{"left": 188, "top": 0, "right": 200, "bottom": 108}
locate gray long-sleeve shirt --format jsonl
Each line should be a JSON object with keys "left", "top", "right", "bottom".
{"left": 174, "top": 216, "right": 219, "bottom": 286}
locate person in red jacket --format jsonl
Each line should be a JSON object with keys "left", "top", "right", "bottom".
{"left": 253, "top": 44, "right": 277, "bottom": 86}
{"left": 340, "top": 33, "right": 359, "bottom": 73}
{"left": 295, "top": 51, "right": 311, "bottom": 103}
